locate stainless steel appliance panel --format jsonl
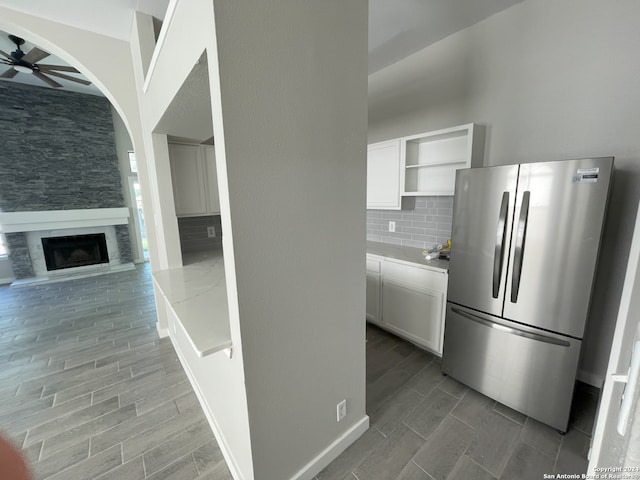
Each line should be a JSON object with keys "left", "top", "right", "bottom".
{"left": 448, "top": 164, "right": 519, "bottom": 317}
{"left": 503, "top": 158, "right": 613, "bottom": 338}
{"left": 442, "top": 303, "right": 582, "bottom": 432}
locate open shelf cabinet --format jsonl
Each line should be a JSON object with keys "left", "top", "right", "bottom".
{"left": 401, "top": 123, "right": 485, "bottom": 196}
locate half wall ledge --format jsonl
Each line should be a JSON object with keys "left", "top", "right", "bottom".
{"left": 153, "top": 248, "right": 231, "bottom": 357}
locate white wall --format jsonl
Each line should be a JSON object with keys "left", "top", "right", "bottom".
{"left": 130, "top": 5, "right": 255, "bottom": 479}
{"left": 133, "top": 1, "right": 369, "bottom": 478}
{"left": 368, "top": 0, "right": 640, "bottom": 385}
{"left": 212, "top": 1, "right": 369, "bottom": 478}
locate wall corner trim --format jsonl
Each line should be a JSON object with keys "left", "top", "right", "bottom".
{"left": 156, "top": 325, "right": 169, "bottom": 338}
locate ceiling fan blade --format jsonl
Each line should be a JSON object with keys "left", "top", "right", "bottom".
{"left": 0, "top": 68, "right": 18, "bottom": 79}
{"left": 33, "top": 71, "right": 62, "bottom": 88}
{"left": 38, "top": 64, "right": 80, "bottom": 73}
{"left": 0, "top": 50, "right": 13, "bottom": 60}
{"left": 22, "top": 47, "right": 49, "bottom": 64}
{"left": 43, "top": 70, "right": 91, "bottom": 86}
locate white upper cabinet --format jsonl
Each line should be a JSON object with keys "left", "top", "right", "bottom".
{"left": 169, "top": 143, "right": 221, "bottom": 217}
{"left": 367, "top": 139, "right": 402, "bottom": 210}
{"left": 366, "top": 124, "right": 485, "bottom": 207}
{"left": 169, "top": 143, "right": 207, "bottom": 216}
{"left": 401, "top": 123, "right": 485, "bottom": 196}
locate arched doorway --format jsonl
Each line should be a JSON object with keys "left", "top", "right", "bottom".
{"left": 0, "top": 20, "right": 150, "bottom": 283}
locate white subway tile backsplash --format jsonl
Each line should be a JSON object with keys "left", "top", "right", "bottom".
{"left": 402, "top": 214, "right": 427, "bottom": 221}
{"left": 178, "top": 215, "right": 222, "bottom": 253}
{"left": 395, "top": 221, "right": 413, "bottom": 229}
{"left": 380, "top": 237, "right": 402, "bottom": 246}
{"left": 367, "top": 195, "right": 454, "bottom": 250}
{"left": 401, "top": 239, "right": 427, "bottom": 249}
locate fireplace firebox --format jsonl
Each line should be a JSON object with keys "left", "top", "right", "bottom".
{"left": 41, "top": 233, "right": 109, "bottom": 271}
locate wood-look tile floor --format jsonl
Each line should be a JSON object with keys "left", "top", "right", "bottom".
{"left": 316, "top": 324, "right": 599, "bottom": 480}
{"left": 1, "top": 265, "right": 598, "bottom": 480}
{"left": 0, "top": 264, "right": 232, "bottom": 480}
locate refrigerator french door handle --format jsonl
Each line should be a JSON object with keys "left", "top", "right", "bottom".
{"left": 511, "top": 191, "right": 531, "bottom": 303}
{"left": 492, "top": 192, "right": 510, "bottom": 298}
{"left": 451, "top": 307, "right": 571, "bottom": 347}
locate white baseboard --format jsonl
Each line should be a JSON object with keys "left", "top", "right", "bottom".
{"left": 0, "top": 276, "right": 15, "bottom": 285}
{"left": 169, "top": 335, "right": 246, "bottom": 480}
{"left": 168, "top": 327, "right": 369, "bottom": 480}
{"left": 289, "top": 415, "right": 370, "bottom": 480}
{"left": 577, "top": 369, "right": 604, "bottom": 388}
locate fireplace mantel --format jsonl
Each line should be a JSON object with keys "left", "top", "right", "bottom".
{"left": 0, "top": 208, "right": 130, "bottom": 233}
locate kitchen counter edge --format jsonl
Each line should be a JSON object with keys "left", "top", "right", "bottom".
{"left": 366, "top": 241, "right": 449, "bottom": 273}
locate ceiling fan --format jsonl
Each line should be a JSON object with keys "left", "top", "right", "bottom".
{"left": 0, "top": 34, "right": 91, "bottom": 88}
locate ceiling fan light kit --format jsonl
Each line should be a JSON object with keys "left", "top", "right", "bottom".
{"left": 12, "top": 65, "right": 32, "bottom": 74}
{"left": 0, "top": 34, "right": 91, "bottom": 89}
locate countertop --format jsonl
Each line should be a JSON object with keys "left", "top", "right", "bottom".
{"left": 151, "top": 242, "right": 444, "bottom": 357}
{"left": 366, "top": 241, "right": 449, "bottom": 272}
{"left": 152, "top": 248, "right": 231, "bottom": 357}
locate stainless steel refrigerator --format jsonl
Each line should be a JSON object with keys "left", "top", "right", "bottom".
{"left": 442, "top": 157, "right": 613, "bottom": 432}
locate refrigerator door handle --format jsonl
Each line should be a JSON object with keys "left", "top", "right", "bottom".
{"left": 492, "top": 192, "right": 510, "bottom": 298}
{"left": 511, "top": 191, "right": 531, "bottom": 303}
{"left": 451, "top": 306, "right": 571, "bottom": 347}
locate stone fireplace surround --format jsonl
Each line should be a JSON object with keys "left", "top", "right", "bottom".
{"left": 0, "top": 208, "right": 134, "bottom": 286}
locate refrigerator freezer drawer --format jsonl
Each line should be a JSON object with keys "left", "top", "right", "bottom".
{"left": 442, "top": 303, "right": 582, "bottom": 432}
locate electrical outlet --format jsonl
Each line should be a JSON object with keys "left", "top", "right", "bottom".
{"left": 337, "top": 399, "right": 347, "bottom": 422}
{"left": 389, "top": 221, "right": 396, "bottom": 232}
{"left": 207, "top": 226, "right": 216, "bottom": 238}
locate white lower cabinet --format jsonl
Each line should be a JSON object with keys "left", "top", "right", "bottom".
{"left": 366, "top": 256, "right": 382, "bottom": 324}
{"left": 366, "top": 254, "right": 447, "bottom": 355}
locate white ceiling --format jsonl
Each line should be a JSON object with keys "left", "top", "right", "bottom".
{"left": 0, "top": 0, "right": 524, "bottom": 93}
{"left": 0, "top": 0, "right": 169, "bottom": 41}
{"left": 0, "top": 32, "right": 102, "bottom": 95}
{"left": 369, "top": 0, "right": 524, "bottom": 73}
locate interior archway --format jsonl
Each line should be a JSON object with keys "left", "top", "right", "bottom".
{"left": 0, "top": 17, "right": 150, "bottom": 281}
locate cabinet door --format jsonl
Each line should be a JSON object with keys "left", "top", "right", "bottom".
{"left": 203, "top": 146, "right": 221, "bottom": 214}
{"left": 169, "top": 144, "right": 208, "bottom": 216}
{"left": 367, "top": 139, "right": 402, "bottom": 210}
{"left": 381, "top": 261, "right": 447, "bottom": 354}
{"left": 382, "top": 278, "right": 445, "bottom": 354}
{"left": 366, "top": 257, "right": 381, "bottom": 324}
{"left": 366, "top": 273, "right": 381, "bottom": 324}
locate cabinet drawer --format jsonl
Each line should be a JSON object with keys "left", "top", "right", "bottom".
{"left": 383, "top": 260, "right": 446, "bottom": 292}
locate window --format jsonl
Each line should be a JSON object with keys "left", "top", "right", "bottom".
{"left": 128, "top": 151, "right": 138, "bottom": 173}
{"left": 0, "top": 233, "right": 7, "bottom": 257}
